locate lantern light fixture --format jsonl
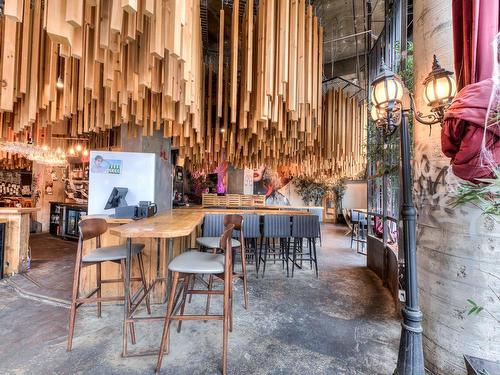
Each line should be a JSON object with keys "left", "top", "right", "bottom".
{"left": 370, "top": 59, "right": 404, "bottom": 109}
{"left": 423, "top": 55, "right": 457, "bottom": 107}
{"left": 370, "top": 55, "right": 456, "bottom": 133}
{"left": 369, "top": 55, "right": 456, "bottom": 375}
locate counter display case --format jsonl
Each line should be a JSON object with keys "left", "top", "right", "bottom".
{"left": 49, "top": 202, "right": 87, "bottom": 240}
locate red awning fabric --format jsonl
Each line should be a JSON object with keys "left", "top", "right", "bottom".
{"left": 452, "top": 0, "right": 500, "bottom": 90}
{"left": 442, "top": 79, "right": 500, "bottom": 182}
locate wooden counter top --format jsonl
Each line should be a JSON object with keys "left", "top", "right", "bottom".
{"left": 0, "top": 207, "right": 40, "bottom": 214}
{"left": 101, "top": 206, "right": 315, "bottom": 239}
{"left": 110, "top": 210, "right": 204, "bottom": 238}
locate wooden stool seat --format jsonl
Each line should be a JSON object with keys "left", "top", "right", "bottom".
{"left": 196, "top": 236, "right": 240, "bottom": 249}
{"left": 67, "top": 218, "right": 151, "bottom": 352}
{"left": 169, "top": 251, "right": 225, "bottom": 274}
{"left": 82, "top": 244, "right": 145, "bottom": 263}
{"left": 156, "top": 226, "right": 235, "bottom": 374}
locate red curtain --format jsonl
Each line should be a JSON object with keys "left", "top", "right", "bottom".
{"left": 452, "top": 0, "right": 500, "bottom": 90}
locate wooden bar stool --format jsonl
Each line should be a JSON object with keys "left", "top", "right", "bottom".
{"left": 67, "top": 218, "right": 151, "bottom": 351}
{"left": 156, "top": 225, "right": 235, "bottom": 374}
{"left": 197, "top": 214, "right": 249, "bottom": 310}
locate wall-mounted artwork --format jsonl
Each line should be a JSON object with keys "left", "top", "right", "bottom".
{"left": 91, "top": 155, "right": 122, "bottom": 175}
{"left": 253, "top": 166, "right": 292, "bottom": 206}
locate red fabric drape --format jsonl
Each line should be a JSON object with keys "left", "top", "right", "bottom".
{"left": 443, "top": 1, "right": 499, "bottom": 182}
{"left": 442, "top": 79, "right": 500, "bottom": 182}
{"left": 452, "top": 0, "right": 500, "bottom": 90}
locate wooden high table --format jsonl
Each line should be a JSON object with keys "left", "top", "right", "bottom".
{"left": 109, "top": 210, "right": 204, "bottom": 357}
{"left": 106, "top": 207, "right": 314, "bottom": 356}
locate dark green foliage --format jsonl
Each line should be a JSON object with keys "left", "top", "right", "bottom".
{"left": 450, "top": 168, "right": 500, "bottom": 217}
{"left": 294, "top": 176, "right": 346, "bottom": 207}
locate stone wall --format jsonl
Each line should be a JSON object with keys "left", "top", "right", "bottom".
{"left": 413, "top": 1, "right": 500, "bottom": 373}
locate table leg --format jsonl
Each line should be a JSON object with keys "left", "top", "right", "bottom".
{"left": 166, "top": 238, "right": 174, "bottom": 299}
{"left": 122, "top": 237, "right": 132, "bottom": 357}
{"left": 156, "top": 237, "right": 161, "bottom": 279}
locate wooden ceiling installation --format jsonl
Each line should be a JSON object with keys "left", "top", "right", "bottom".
{"left": 322, "top": 86, "right": 367, "bottom": 179}
{"left": 181, "top": 0, "right": 330, "bottom": 175}
{"left": 0, "top": 0, "right": 203, "bottom": 146}
{"left": 0, "top": 0, "right": 367, "bottom": 178}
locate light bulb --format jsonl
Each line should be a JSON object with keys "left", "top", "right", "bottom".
{"left": 82, "top": 149, "right": 89, "bottom": 157}
{"left": 76, "top": 144, "right": 82, "bottom": 152}
{"left": 42, "top": 145, "right": 49, "bottom": 151}
{"left": 56, "top": 76, "right": 64, "bottom": 90}
{"left": 56, "top": 147, "right": 62, "bottom": 154}
{"left": 69, "top": 147, "right": 75, "bottom": 155}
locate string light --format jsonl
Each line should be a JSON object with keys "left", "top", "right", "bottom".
{"left": 0, "top": 141, "right": 67, "bottom": 166}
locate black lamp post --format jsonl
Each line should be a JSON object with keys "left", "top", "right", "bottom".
{"left": 370, "top": 56, "right": 456, "bottom": 375}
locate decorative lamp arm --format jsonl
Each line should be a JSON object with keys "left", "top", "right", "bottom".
{"left": 408, "top": 92, "right": 449, "bottom": 126}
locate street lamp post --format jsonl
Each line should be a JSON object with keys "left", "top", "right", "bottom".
{"left": 370, "top": 56, "right": 456, "bottom": 375}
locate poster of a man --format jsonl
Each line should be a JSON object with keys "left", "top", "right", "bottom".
{"left": 91, "top": 155, "right": 107, "bottom": 173}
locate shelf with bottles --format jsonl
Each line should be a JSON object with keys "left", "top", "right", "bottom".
{"left": 0, "top": 169, "right": 32, "bottom": 198}
{"left": 65, "top": 162, "right": 89, "bottom": 205}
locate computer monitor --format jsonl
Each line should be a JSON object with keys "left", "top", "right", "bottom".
{"left": 104, "top": 187, "right": 128, "bottom": 210}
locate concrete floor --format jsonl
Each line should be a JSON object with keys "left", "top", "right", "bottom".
{"left": 0, "top": 224, "right": 400, "bottom": 375}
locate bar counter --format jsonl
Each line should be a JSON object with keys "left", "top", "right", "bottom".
{"left": 0, "top": 208, "right": 40, "bottom": 276}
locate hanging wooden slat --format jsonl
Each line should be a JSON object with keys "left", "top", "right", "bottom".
{"left": 217, "top": 8, "right": 224, "bottom": 118}
{"left": 230, "top": 0, "right": 239, "bottom": 123}
{"left": 3, "top": 0, "right": 24, "bottom": 23}
{"left": 0, "top": 0, "right": 363, "bottom": 179}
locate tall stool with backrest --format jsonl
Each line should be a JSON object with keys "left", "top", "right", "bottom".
{"left": 290, "top": 215, "right": 320, "bottom": 277}
{"left": 203, "top": 214, "right": 248, "bottom": 313}
{"left": 259, "top": 215, "right": 291, "bottom": 278}
{"left": 241, "top": 213, "right": 261, "bottom": 276}
{"left": 156, "top": 225, "right": 235, "bottom": 374}
{"left": 67, "top": 218, "right": 151, "bottom": 351}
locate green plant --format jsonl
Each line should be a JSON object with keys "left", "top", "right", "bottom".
{"left": 294, "top": 176, "right": 346, "bottom": 208}
{"left": 466, "top": 287, "right": 500, "bottom": 324}
{"left": 294, "top": 176, "right": 328, "bottom": 206}
{"left": 331, "top": 178, "right": 347, "bottom": 210}
{"left": 450, "top": 168, "right": 500, "bottom": 218}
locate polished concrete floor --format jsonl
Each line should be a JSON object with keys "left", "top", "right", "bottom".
{"left": 0, "top": 224, "right": 400, "bottom": 375}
